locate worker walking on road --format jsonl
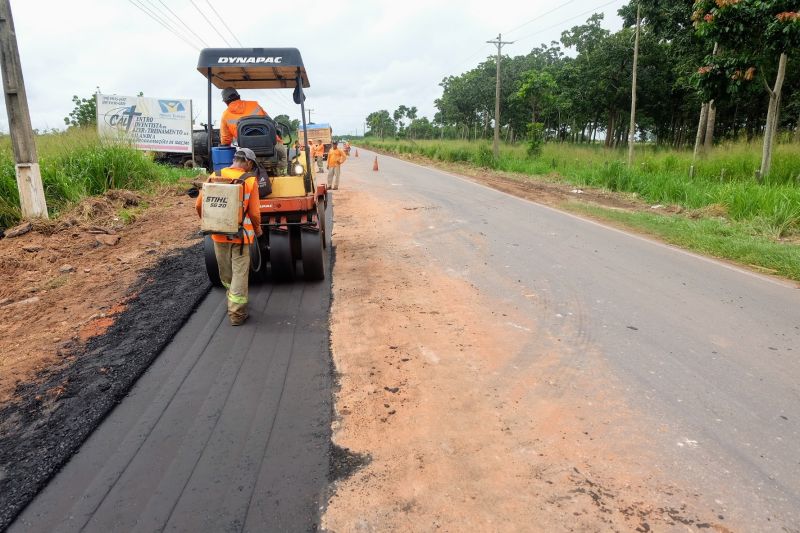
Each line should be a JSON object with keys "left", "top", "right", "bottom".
{"left": 313, "top": 140, "right": 325, "bottom": 173}
{"left": 195, "top": 147, "right": 262, "bottom": 326}
{"left": 219, "top": 87, "right": 288, "bottom": 172}
{"left": 327, "top": 142, "right": 346, "bottom": 190}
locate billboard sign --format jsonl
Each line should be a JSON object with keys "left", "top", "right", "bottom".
{"left": 96, "top": 94, "right": 192, "bottom": 153}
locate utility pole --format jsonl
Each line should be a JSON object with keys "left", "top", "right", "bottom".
{"left": 307, "top": 108, "right": 314, "bottom": 123}
{"left": 0, "top": 0, "right": 47, "bottom": 219}
{"left": 487, "top": 33, "right": 514, "bottom": 159}
{"left": 627, "top": 2, "right": 641, "bottom": 167}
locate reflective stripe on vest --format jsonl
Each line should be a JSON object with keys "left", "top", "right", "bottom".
{"left": 222, "top": 100, "right": 267, "bottom": 141}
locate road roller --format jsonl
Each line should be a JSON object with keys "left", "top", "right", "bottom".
{"left": 196, "top": 47, "right": 328, "bottom": 283}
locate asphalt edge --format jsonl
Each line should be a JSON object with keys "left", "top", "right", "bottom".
{"left": 319, "top": 193, "right": 372, "bottom": 532}
{"left": 0, "top": 238, "right": 211, "bottom": 531}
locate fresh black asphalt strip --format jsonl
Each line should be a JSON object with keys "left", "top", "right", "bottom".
{"left": 4, "top": 219, "right": 347, "bottom": 531}
{"left": 0, "top": 239, "right": 211, "bottom": 531}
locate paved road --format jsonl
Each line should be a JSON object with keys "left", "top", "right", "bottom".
{"left": 346, "top": 150, "right": 800, "bottom": 529}
{"left": 12, "top": 150, "right": 800, "bottom": 530}
{"left": 12, "top": 229, "right": 332, "bottom": 531}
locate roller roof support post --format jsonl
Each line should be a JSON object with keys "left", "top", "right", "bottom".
{"left": 207, "top": 68, "right": 212, "bottom": 161}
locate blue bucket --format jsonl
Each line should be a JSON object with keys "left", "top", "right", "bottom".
{"left": 211, "top": 146, "right": 236, "bottom": 174}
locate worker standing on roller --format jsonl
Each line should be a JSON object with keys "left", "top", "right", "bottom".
{"left": 195, "top": 147, "right": 262, "bottom": 326}
{"left": 327, "top": 142, "right": 346, "bottom": 190}
{"left": 219, "top": 87, "right": 288, "bottom": 172}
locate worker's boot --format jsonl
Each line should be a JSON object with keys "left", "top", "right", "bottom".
{"left": 230, "top": 311, "right": 248, "bottom": 326}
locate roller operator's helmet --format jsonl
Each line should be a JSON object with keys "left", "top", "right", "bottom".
{"left": 221, "top": 87, "right": 240, "bottom": 104}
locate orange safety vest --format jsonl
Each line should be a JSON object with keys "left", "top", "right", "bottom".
{"left": 313, "top": 144, "right": 325, "bottom": 157}
{"left": 220, "top": 100, "right": 267, "bottom": 145}
{"left": 196, "top": 167, "right": 261, "bottom": 244}
{"left": 328, "top": 148, "right": 345, "bottom": 167}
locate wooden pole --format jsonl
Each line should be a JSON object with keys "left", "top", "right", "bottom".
{"left": 693, "top": 102, "right": 709, "bottom": 162}
{"left": 0, "top": 0, "right": 47, "bottom": 219}
{"left": 627, "top": 2, "right": 641, "bottom": 167}
{"left": 487, "top": 33, "right": 514, "bottom": 159}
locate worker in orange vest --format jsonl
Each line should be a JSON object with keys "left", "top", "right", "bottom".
{"left": 219, "top": 88, "right": 288, "bottom": 173}
{"left": 195, "top": 147, "right": 262, "bottom": 325}
{"left": 327, "top": 142, "right": 347, "bottom": 190}
{"left": 312, "top": 140, "right": 325, "bottom": 173}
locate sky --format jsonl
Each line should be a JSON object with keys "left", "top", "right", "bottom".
{"left": 2, "top": 0, "right": 626, "bottom": 137}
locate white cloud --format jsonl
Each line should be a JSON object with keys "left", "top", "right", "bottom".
{"left": 1, "top": 0, "right": 625, "bottom": 136}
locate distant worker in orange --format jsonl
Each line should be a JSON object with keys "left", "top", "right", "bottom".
{"left": 327, "top": 141, "right": 346, "bottom": 190}
{"left": 219, "top": 87, "right": 288, "bottom": 172}
{"left": 313, "top": 140, "right": 325, "bottom": 173}
{"left": 195, "top": 147, "right": 262, "bottom": 326}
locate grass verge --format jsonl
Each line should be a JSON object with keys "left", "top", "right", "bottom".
{"left": 564, "top": 203, "right": 800, "bottom": 281}
{"left": 0, "top": 128, "right": 186, "bottom": 229}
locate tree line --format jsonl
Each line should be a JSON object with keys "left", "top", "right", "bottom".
{"left": 365, "top": 1, "right": 799, "bottom": 174}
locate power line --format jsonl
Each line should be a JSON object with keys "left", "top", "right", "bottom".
{"left": 127, "top": 0, "right": 200, "bottom": 50}
{"left": 504, "top": 0, "right": 578, "bottom": 36}
{"left": 513, "top": 0, "right": 624, "bottom": 44}
{"left": 176, "top": 2, "right": 294, "bottom": 109}
{"left": 157, "top": 0, "right": 210, "bottom": 47}
{"left": 205, "top": 0, "right": 243, "bottom": 47}
{"left": 188, "top": 0, "right": 233, "bottom": 47}
{"left": 129, "top": 1, "right": 298, "bottom": 124}
{"left": 448, "top": 0, "right": 624, "bottom": 96}
{"left": 454, "top": 44, "right": 494, "bottom": 72}
{"left": 189, "top": 1, "right": 299, "bottom": 110}
{"left": 261, "top": 89, "right": 302, "bottom": 117}
{"left": 141, "top": 0, "right": 202, "bottom": 47}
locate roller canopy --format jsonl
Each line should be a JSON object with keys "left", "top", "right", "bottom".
{"left": 197, "top": 48, "right": 310, "bottom": 89}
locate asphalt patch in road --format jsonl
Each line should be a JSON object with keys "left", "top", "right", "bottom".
{"left": 324, "top": 239, "right": 370, "bottom": 485}
{"left": 0, "top": 242, "right": 210, "bottom": 530}
{"left": 328, "top": 443, "right": 370, "bottom": 482}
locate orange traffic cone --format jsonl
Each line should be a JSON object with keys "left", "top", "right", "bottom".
{"left": 355, "top": 149, "right": 359, "bottom": 157}
{"left": 372, "top": 156, "right": 379, "bottom": 171}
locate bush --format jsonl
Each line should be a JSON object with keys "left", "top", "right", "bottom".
{"left": 472, "top": 144, "right": 497, "bottom": 169}
{"left": 526, "top": 123, "right": 545, "bottom": 157}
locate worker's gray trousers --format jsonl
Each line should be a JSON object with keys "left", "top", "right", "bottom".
{"left": 328, "top": 166, "right": 341, "bottom": 189}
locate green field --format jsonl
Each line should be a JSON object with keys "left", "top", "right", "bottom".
{"left": 360, "top": 138, "right": 800, "bottom": 280}
{"left": 0, "top": 128, "right": 184, "bottom": 229}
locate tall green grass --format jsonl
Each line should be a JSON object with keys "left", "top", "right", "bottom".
{"left": 362, "top": 138, "right": 800, "bottom": 238}
{"left": 570, "top": 203, "right": 800, "bottom": 280}
{"left": 0, "top": 128, "right": 182, "bottom": 229}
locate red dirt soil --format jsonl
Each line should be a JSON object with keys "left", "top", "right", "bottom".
{"left": 0, "top": 185, "right": 199, "bottom": 406}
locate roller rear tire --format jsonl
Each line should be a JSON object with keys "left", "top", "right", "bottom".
{"left": 300, "top": 229, "right": 325, "bottom": 281}
{"left": 269, "top": 230, "right": 295, "bottom": 281}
